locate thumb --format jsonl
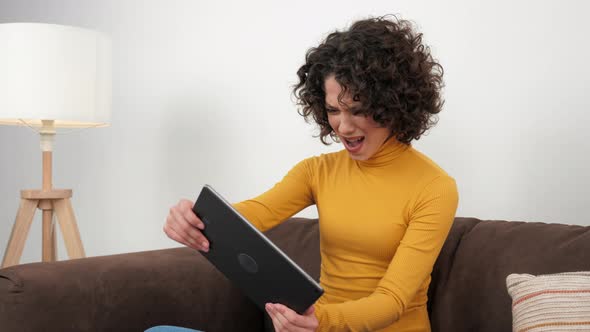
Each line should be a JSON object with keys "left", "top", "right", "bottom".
{"left": 304, "top": 305, "right": 315, "bottom": 315}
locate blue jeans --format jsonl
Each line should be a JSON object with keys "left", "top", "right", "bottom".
{"left": 145, "top": 326, "right": 202, "bottom": 332}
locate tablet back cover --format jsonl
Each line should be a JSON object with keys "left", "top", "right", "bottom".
{"left": 193, "top": 185, "right": 324, "bottom": 314}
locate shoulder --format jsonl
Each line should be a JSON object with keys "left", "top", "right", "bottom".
{"left": 401, "top": 147, "right": 458, "bottom": 198}
{"left": 404, "top": 146, "right": 452, "bottom": 179}
{"left": 286, "top": 150, "right": 349, "bottom": 184}
{"left": 296, "top": 149, "right": 348, "bottom": 169}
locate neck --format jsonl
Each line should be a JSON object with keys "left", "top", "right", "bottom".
{"left": 357, "top": 137, "right": 410, "bottom": 167}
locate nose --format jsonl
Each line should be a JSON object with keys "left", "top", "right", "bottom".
{"left": 336, "top": 112, "right": 356, "bottom": 135}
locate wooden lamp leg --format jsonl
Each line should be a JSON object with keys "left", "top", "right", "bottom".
{"left": 41, "top": 147, "right": 57, "bottom": 262}
{"left": 53, "top": 198, "right": 85, "bottom": 259}
{"left": 1, "top": 121, "right": 86, "bottom": 267}
{"left": 1, "top": 189, "right": 85, "bottom": 268}
{"left": 40, "top": 200, "right": 57, "bottom": 262}
{"left": 1, "top": 199, "right": 39, "bottom": 268}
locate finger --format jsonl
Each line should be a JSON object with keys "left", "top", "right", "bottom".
{"left": 269, "top": 304, "right": 309, "bottom": 332}
{"left": 163, "top": 222, "right": 184, "bottom": 244}
{"left": 165, "top": 215, "right": 205, "bottom": 251}
{"left": 179, "top": 199, "right": 204, "bottom": 230}
{"left": 274, "top": 303, "right": 317, "bottom": 330}
{"left": 170, "top": 208, "right": 209, "bottom": 249}
{"left": 164, "top": 222, "right": 198, "bottom": 250}
{"left": 172, "top": 208, "right": 207, "bottom": 244}
{"left": 266, "top": 304, "right": 286, "bottom": 331}
{"left": 303, "top": 305, "right": 319, "bottom": 330}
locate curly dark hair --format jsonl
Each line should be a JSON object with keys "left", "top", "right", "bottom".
{"left": 293, "top": 15, "right": 444, "bottom": 145}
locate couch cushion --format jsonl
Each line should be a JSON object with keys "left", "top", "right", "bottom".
{"left": 428, "top": 217, "right": 590, "bottom": 332}
{"left": 506, "top": 272, "right": 590, "bottom": 331}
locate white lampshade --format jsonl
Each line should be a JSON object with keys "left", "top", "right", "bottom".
{"left": 0, "top": 23, "right": 111, "bottom": 128}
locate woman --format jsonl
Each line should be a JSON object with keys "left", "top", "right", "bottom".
{"left": 151, "top": 15, "right": 458, "bottom": 332}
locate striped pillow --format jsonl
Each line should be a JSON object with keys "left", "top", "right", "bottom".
{"left": 506, "top": 272, "right": 590, "bottom": 332}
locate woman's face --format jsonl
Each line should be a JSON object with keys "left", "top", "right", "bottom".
{"left": 324, "top": 76, "right": 390, "bottom": 161}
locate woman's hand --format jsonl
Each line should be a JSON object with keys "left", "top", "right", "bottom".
{"left": 163, "top": 199, "right": 209, "bottom": 252}
{"left": 266, "top": 303, "right": 318, "bottom": 332}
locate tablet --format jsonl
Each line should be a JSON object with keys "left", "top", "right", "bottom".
{"left": 192, "top": 184, "right": 324, "bottom": 314}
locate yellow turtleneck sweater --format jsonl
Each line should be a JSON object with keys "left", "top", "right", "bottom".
{"left": 233, "top": 138, "right": 459, "bottom": 332}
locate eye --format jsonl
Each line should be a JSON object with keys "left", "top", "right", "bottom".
{"left": 350, "top": 108, "right": 366, "bottom": 117}
{"left": 326, "top": 108, "right": 339, "bottom": 114}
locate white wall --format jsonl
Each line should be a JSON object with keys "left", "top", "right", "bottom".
{"left": 1, "top": 0, "right": 589, "bottom": 264}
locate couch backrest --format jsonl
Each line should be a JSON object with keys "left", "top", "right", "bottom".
{"left": 269, "top": 217, "right": 590, "bottom": 332}
{"left": 265, "top": 217, "right": 322, "bottom": 281}
{"left": 428, "top": 217, "right": 590, "bottom": 332}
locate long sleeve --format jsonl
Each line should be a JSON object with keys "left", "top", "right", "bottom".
{"left": 230, "top": 138, "right": 457, "bottom": 331}
{"left": 233, "top": 158, "right": 316, "bottom": 232}
{"left": 314, "top": 176, "right": 459, "bottom": 331}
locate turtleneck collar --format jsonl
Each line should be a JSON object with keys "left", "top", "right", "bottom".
{"left": 356, "top": 137, "right": 410, "bottom": 167}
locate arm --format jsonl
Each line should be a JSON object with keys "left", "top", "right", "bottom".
{"left": 314, "top": 176, "right": 459, "bottom": 331}
{"left": 233, "top": 157, "right": 316, "bottom": 232}
{"left": 164, "top": 158, "right": 317, "bottom": 256}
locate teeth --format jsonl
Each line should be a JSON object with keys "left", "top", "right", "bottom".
{"left": 346, "top": 137, "right": 363, "bottom": 143}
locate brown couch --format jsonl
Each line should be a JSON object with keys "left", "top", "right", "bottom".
{"left": 1, "top": 217, "right": 589, "bottom": 332}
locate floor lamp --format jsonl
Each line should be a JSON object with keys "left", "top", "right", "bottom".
{"left": 0, "top": 23, "right": 111, "bottom": 268}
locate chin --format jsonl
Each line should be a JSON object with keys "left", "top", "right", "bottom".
{"left": 348, "top": 152, "right": 370, "bottom": 161}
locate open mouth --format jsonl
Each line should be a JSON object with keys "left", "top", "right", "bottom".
{"left": 343, "top": 136, "right": 365, "bottom": 151}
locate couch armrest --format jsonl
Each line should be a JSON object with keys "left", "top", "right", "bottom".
{"left": 0, "top": 247, "right": 263, "bottom": 332}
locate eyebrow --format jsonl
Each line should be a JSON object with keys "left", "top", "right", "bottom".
{"left": 325, "top": 102, "right": 355, "bottom": 109}
{"left": 325, "top": 103, "right": 363, "bottom": 113}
